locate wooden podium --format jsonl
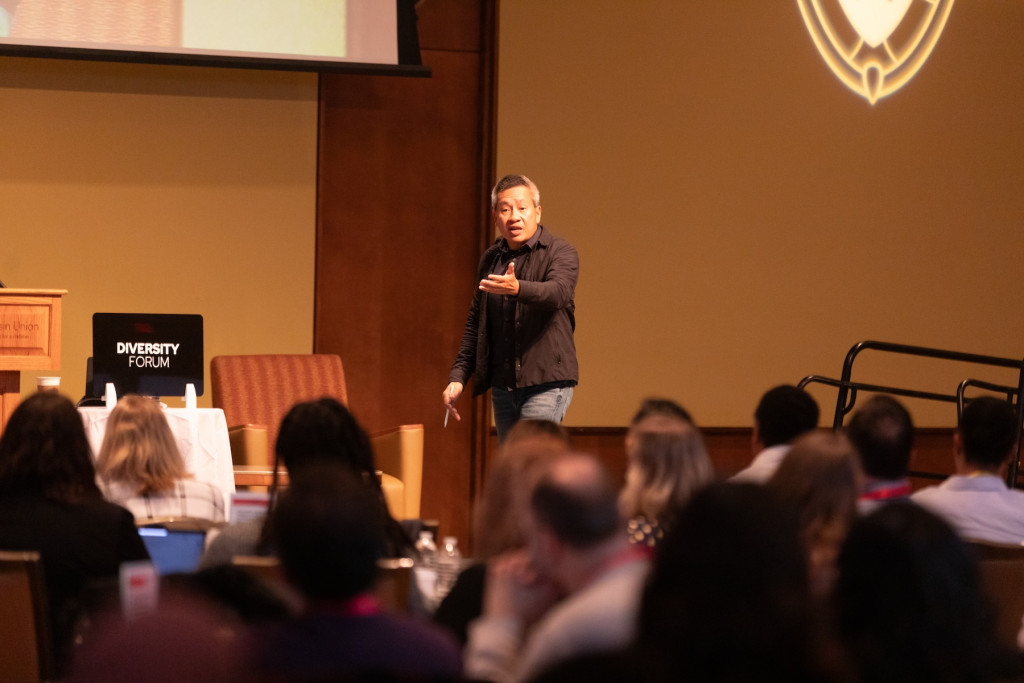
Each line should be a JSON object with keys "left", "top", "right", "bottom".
{"left": 0, "top": 290, "right": 66, "bottom": 434}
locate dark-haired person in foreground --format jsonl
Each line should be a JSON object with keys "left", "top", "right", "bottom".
{"left": 834, "top": 502, "right": 1019, "bottom": 682}
{"left": 250, "top": 464, "right": 461, "bottom": 681}
{"left": 0, "top": 392, "right": 149, "bottom": 671}
{"left": 635, "top": 482, "right": 846, "bottom": 681}
{"left": 731, "top": 384, "right": 820, "bottom": 484}
{"left": 443, "top": 173, "right": 579, "bottom": 442}
{"left": 845, "top": 394, "right": 915, "bottom": 513}
{"left": 463, "top": 453, "right": 649, "bottom": 682}
{"left": 912, "top": 396, "right": 1024, "bottom": 544}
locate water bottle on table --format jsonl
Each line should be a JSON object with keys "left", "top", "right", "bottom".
{"left": 414, "top": 530, "right": 439, "bottom": 606}
{"left": 436, "top": 536, "right": 462, "bottom": 600}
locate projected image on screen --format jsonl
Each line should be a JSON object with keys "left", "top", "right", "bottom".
{"left": 0, "top": 0, "right": 402, "bottom": 68}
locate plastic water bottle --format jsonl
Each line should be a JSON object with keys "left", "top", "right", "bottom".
{"left": 413, "top": 530, "right": 439, "bottom": 606}
{"left": 436, "top": 536, "right": 462, "bottom": 600}
{"left": 415, "top": 530, "right": 438, "bottom": 566}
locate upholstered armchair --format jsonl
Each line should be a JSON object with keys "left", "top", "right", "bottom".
{"left": 210, "top": 354, "right": 424, "bottom": 520}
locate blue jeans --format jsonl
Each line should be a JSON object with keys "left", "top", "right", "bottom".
{"left": 491, "top": 384, "right": 574, "bottom": 443}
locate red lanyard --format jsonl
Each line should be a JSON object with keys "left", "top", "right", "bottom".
{"left": 859, "top": 482, "right": 911, "bottom": 501}
{"left": 309, "top": 593, "right": 379, "bottom": 617}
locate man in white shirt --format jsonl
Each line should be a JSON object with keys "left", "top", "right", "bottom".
{"left": 731, "top": 385, "right": 819, "bottom": 484}
{"left": 463, "top": 453, "right": 650, "bottom": 683}
{"left": 912, "top": 397, "right": 1024, "bottom": 544}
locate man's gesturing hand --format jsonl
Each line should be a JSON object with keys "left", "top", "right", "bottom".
{"left": 479, "top": 262, "right": 520, "bottom": 296}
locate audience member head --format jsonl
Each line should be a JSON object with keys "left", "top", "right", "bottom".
{"left": 269, "top": 397, "right": 409, "bottom": 557}
{"left": 268, "top": 463, "right": 383, "bottom": 603}
{"left": 274, "top": 397, "right": 375, "bottom": 477}
{"left": 527, "top": 454, "right": 623, "bottom": 590}
{"left": 95, "top": 394, "right": 187, "bottom": 495}
{"left": 0, "top": 392, "right": 101, "bottom": 504}
{"left": 767, "top": 432, "right": 860, "bottom": 596}
{"left": 530, "top": 453, "right": 622, "bottom": 551}
{"left": 638, "top": 482, "right": 837, "bottom": 681}
{"left": 626, "top": 397, "right": 695, "bottom": 462}
{"left": 845, "top": 394, "right": 914, "bottom": 481}
{"left": 834, "top": 502, "right": 1003, "bottom": 682}
{"left": 957, "top": 396, "right": 1019, "bottom": 472}
{"left": 629, "top": 397, "right": 694, "bottom": 430}
{"left": 619, "top": 422, "right": 714, "bottom": 531}
{"left": 753, "top": 385, "right": 819, "bottom": 448}
{"left": 473, "top": 420, "right": 571, "bottom": 559}
{"left": 504, "top": 418, "right": 572, "bottom": 451}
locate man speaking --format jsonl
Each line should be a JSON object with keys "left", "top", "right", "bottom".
{"left": 443, "top": 174, "right": 579, "bottom": 442}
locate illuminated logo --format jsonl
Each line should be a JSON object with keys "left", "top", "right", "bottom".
{"left": 796, "top": 0, "right": 955, "bottom": 104}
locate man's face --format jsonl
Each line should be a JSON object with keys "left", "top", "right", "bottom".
{"left": 493, "top": 185, "right": 541, "bottom": 250}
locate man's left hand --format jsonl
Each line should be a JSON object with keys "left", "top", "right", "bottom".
{"left": 482, "top": 549, "right": 560, "bottom": 625}
{"left": 479, "top": 262, "right": 519, "bottom": 296}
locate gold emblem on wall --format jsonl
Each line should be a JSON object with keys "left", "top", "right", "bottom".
{"left": 796, "top": 0, "right": 955, "bottom": 104}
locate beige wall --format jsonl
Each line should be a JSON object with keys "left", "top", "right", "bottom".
{"left": 497, "top": 1, "right": 1024, "bottom": 427}
{"left": 1, "top": 57, "right": 318, "bottom": 407}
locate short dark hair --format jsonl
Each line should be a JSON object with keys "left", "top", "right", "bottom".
{"left": 846, "top": 395, "right": 914, "bottom": 480}
{"left": 269, "top": 464, "right": 383, "bottom": 601}
{"left": 754, "top": 385, "right": 819, "bottom": 448}
{"left": 275, "top": 397, "right": 375, "bottom": 478}
{"left": 630, "top": 398, "right": 694, "bottom": 426}
{"left": 490, "top": 174, "right": 540, "bottom": 208}
{"left": 0, "top": 392, "right": 102, "bottom": 504}
{"left": 271, "top": 398, "right": 412, "bottom": 558}
{"left": 834, "top": 503, "right": 998, "bottom": 682}
{"left": 959, "top": 397, "right": 1019, "bottom": 469}
{"left": 531, "top": 455, "right": 620, "bottom": 549}
{"left": 638, "top": 483, "right": 819, "bottom": 680}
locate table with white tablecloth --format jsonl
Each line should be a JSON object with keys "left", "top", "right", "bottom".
{"left": 79, "top": 406, "right": 236, "bottom": 511}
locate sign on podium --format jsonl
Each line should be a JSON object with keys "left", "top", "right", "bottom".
{"left": 0, "top": 289, "right": 66, "bottom": 433}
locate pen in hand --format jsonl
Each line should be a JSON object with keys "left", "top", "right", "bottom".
{"left": 444, "top": 386, "right": 452, "bottom": 427}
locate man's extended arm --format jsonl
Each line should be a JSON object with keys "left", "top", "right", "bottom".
{"left": 516, "top": 238, "right": 578, "bottom": 310}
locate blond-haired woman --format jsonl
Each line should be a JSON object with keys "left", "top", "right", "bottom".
{"left": 620, "top": 417, "right": 714, "bottom": 549}
{"left": 767, "top": 431, "right": 861, "bottom": 597}
{"left": 96, "top": 394, "right": 225, "bottom": 523}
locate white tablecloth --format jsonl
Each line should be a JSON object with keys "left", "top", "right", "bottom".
{"left": 80, "top": 406, "right": 235, "bottom": 511}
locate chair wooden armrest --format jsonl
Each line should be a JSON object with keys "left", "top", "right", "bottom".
{"left": 0, "top": 550, "right": 54, "bottom": 682}
{"left": 380, "top": 473, "right": 407, "bottom": 521}
{"left": 230, "top": 555, "right": 302, "bottom": 613}
{"left": 374, "top": 558, "right": 414, "bottom": 613}
{"left": 227, "top": 424, "right": 270, "bottom": 468}
{"left": 370, "top": 424, "right": 424, "bottom": 521}
{"left": 965, "top": 538, "right": 1024, "bottom": 561}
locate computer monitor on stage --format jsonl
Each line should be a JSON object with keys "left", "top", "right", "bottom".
{"left": 91, "top": 313, "right": 204, "bottom": 398}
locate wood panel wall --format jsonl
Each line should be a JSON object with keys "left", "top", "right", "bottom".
{"left": 315, "top": 0, "right": 496, "bottom": 543}
{"left": 492, "top": 427, "right": 958, "bottom": 492}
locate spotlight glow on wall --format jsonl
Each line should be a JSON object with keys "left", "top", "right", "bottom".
{"left": 797, "top": 0, "right": 955, "bottom": 105}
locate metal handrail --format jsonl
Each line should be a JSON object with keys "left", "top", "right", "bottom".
{"left": 799, "top": 340, "right": 1024, "bottom": 487}
{"left": 957, "top": 378, "right": 1020, "bottom": 420}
